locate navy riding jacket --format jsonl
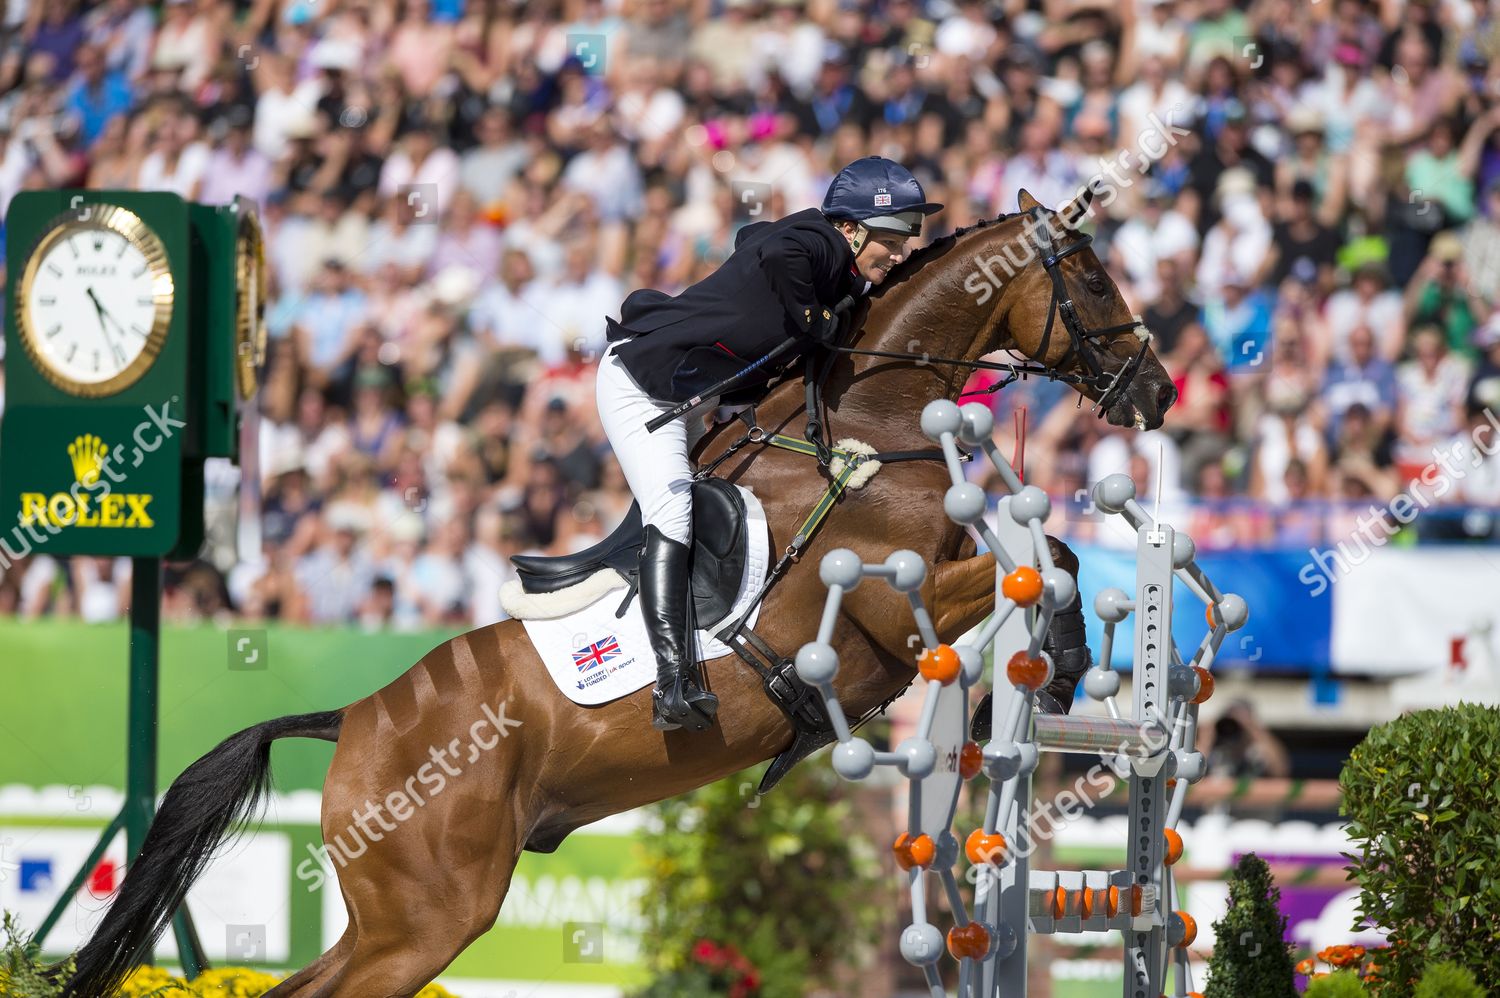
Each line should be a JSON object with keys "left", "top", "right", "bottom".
{"left": 606, "top": 208, "right": 860, "bottom": 404}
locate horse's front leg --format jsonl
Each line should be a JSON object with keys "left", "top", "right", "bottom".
{"left": 1041, "top": 535, "right": 1092, "bottom": 713}
{"left": 934, "top": 536, "right": 1094, "bottom": 741}
{"left": 929, "top": 551, "right": 996, "bottom": 641}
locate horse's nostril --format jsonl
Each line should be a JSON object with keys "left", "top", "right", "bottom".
{"left": 1157, "top": 381, "right": 1178, "bottom": 412}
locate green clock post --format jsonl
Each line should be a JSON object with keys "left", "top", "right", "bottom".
{"left": 0, "top": 190, "right": 265, "bottom": 972}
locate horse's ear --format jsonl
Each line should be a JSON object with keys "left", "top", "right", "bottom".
{"left": 1059, "top": 185, "right": 1096, "bottom": 229}
{"left": 1017, "top": 189, "right": 1042, "bottom": 213}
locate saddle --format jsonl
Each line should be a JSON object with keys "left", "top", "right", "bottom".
{"left": 512, "top": 477, "right": 749, "bottom": 627}
{"left": 512, "top": 475, "right": 840, "bottom": 797}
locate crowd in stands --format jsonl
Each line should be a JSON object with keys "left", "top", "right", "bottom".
{"left": 3, "top": 0, "right": 1500, "bottom": 625}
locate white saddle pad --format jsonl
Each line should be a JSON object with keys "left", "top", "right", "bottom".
{"left": 518, "top": 485, "right": 770, "bottom": 706}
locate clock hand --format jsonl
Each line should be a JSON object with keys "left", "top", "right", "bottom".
{"left": 85, "top": 286, "right": 129, "bottom": 363}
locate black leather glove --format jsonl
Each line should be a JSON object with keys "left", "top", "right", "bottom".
{"left": 809, "top": 305, "right": 842, "bottom": 345}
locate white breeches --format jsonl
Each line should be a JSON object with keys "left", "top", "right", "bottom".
{"left": 596, "top": 343, "right": 718, "bottom": 545}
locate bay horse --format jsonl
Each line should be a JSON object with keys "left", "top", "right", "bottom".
{"left": 62, "top": 190, "right": 1177, "bottom": 998}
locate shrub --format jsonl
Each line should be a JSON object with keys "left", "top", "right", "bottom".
{"left": 1304, "top": 971, "right": 1372, "bottom": 998}
{"left": 1203, "top": 853, "right": 1298, "bottom": 998}
{"left": 1412, "top": 960, "right": 1485, "bottom": 998}
{"left": 631, "top": 759, "right": 884, "bottom": 998}
{"left": 1341, "top": 704, "right": 1500, "bottom": 996}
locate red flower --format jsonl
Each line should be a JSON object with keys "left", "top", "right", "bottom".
{"left": 692, "top": 939, "right": 722, "bottom": 964}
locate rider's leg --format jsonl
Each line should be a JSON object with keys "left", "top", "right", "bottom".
{"left": 596, "top": 346, "right": 720, "bottom": 731}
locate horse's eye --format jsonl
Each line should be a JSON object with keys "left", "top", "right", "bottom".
{"left": 1085, "top": 273, "right": 1106, "bottom": 294}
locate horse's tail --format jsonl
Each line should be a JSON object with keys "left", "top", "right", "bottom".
{"left": 61, "top": 710, "right": 344, "bottom": 997}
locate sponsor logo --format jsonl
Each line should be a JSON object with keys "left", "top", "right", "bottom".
{"left": 17, "top": 435, "right": 154, "bottom": 529}
{"left": 573, "top": 635, "right": 622, "bottom": 673}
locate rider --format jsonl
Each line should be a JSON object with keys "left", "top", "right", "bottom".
{"left": 597, "top": 156, "right": 944, "bottom": 732}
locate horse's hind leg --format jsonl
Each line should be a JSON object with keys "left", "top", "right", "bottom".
{"left": 318, "top": 822, "right": 522, "bottom": 998}
{"left": 262, "top": 933, "right": 354, "bottom": 997}
{"left": 310, "top": 675, "right": 534, "bottom": 997}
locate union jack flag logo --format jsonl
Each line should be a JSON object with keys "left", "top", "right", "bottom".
{"left": 573, "top": 635, "right": 621, "bottom": 673}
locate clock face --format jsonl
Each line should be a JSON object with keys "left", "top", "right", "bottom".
{"left": 18, "top": 206, "right": 173, "bottom": 397}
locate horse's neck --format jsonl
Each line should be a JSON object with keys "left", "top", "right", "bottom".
{"left": 830, "top": 217, "right": 1026, "bottom": 424}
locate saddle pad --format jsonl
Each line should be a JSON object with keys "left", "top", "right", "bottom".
{"left": 523, "top": 485, "right": 770, "bottom": 706}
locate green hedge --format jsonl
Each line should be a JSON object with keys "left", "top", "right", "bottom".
{"left": 1341, "top": 704, "right": 1500, "bottom": 996}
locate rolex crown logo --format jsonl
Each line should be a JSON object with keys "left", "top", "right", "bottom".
{"left": 68, "top": 434, "right": 109, "bottom": 487}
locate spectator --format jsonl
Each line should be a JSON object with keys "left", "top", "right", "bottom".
{"left": 296, "top": 506, "right": 375, "bottom": 624}
{"left": 1395, "top": 325, "right": 1473, "bottom": 480}
{"left": 1322, "top": 325, "right": 1399, "bottom": 442}
{"left": 63, "top": 43, "right": 134, "bottom": 150}
{"left": 12, "top": 0, "right": 1500, "bottom": 628}
{"left": 1326, "top": 262, "right": 1406, "bottom": 364}
{"left": 1404, "top": 231, "right": 1487, "bottom": 361}
{"left": 198, "top": 115, "right": 275, "bottom": 206}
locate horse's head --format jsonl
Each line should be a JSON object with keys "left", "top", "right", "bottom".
{"left": 988, "top": 190, "right": 1177, "bottom": 430}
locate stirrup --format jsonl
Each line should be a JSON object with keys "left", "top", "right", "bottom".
{"left": 652, "top": 678, "right": 719, "bottom": 732}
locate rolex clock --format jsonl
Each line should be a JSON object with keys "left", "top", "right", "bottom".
{"left": 1, "top": 190, "right": 191, "bottom": 557}
{"left": 16, "top": 204, "right": 175, "bottom": 398}
{"left": 233, "top": 197, "right": 267, "bottom": 400}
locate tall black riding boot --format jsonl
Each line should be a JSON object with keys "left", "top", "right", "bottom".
{"left": 969, "top": 588, "right": 1093, "bottom": 741}
{"left": 640, "top": 525, "right": 720, "bottom": 732}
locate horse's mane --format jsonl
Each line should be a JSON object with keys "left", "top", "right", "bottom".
{"left": 882, "top": 210, "right": 1023, "bottom": 285}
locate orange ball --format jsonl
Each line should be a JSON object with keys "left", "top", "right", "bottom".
{"left": 1050, "top": 887, "right": 1067, "bottom": 919}
{"left": 946, "top": 922, "right": 991, "bottom": 960}
{"left": 1006, "top": 650, "right": 1051, "bottom": 690}
{"left": 1173, "top": 911, "right": 1198, "bottom": 948}
{"left": 893, "top": 832, "right": 935, "bottom": 870}
{"left": 1002, "top": 566, "right": 1044, "bottom": 607}
{"left": 918, "top": 644, "right": 961, "bottom": 684}
{"left": 965, "top": 828, "right": 1008, "bottom": 867}
{"left": 1191, "top": 666, "right": 1215, "bottom": 705}
{"left": 1163, "top": 828, "right": 1184, "bottom": 866}
{"left": 959, "top": 741, "right": 984, "bottom": 780}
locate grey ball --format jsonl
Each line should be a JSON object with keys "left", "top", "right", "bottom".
{"left": 900, "top": 923, "right": 945, "bottom": 966}
{"left": 1168, "top": 664, "right": 1199, "bottom": 700}
{"left": 1172, "top": 532, "right": 1197, "bottom": 569}
{"left": 958, "top": 644, "right": 984, "bottom": 687}
{"left": 1041, "top": 567, "right": 1075, "bottom": 608}
{"left": 920, "top": 399, "right": 963, "bottom": 441}
{"left": 945, "top": 482, "right": 988, "bottom": 524}
{"left": 1216, "top": 592, "right": 1249, "bottom": 631}
{"left": 795, "top": 641, "right": 839, "bottom": 685}
{"left": 1093, "top": 473, "right": 1136, "bottom": 514}
{"left": 885, "top": 549, "right": 927, "bottom": 592}
{"left": 831, "top": 738, "right": 876, "bottom": 780}
{"left": 819, "top": 547, "right": 864, "bottom": 590}
{"left": 1008, "top": 485, "right": 1052, "bottom": 525}
{"left": 897, "top": 736, "right": 936, "bottom": 778}
{"left": 1094, "top": 587, "right": 1131, "bottom": 623}
{"left": 1083, "top": 667, "right": 1121, "bottom": 699}
{"left": 958, "top": 402, "right": 995, "bottom": 446}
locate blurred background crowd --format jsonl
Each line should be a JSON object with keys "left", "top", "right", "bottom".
{"left": 4, "top": 0, "right": 1500, "bottom": 626}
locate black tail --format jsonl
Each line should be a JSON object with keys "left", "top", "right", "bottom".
{"left": 62, "top": 710, "right": 343, "bottom": 998}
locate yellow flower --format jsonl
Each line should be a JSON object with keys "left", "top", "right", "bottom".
{"left": 416, "top": 985, "right": 461, "bottom": 998}
{"left": 187, "top": 967, "right": 285, "bottom": 997}
{"left": 116, "top": 966, "right": 190, "bottom": 995}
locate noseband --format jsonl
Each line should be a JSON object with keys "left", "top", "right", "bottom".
{"left": 1025, "top": 206, "right": 1152, "bottom": 417}
{"left": 829, "top": 208, "right": 1153, "bottom": 417}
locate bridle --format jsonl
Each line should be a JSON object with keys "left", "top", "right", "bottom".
{"left": 1025, "top": 205, "right": 1153, "bottom": 417}
{"left": 828, "top": 206, "right": 1153, "bottom": 418}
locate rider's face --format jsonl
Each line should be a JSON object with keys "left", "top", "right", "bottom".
{"left": 855, "top": 230, "right": 909, "bottom": 285}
